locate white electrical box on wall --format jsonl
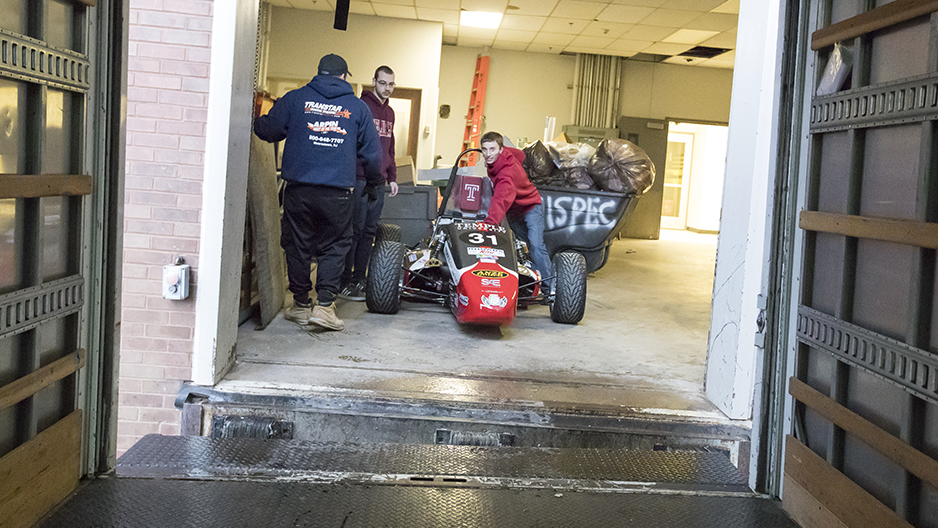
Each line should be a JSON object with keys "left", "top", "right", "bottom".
{"left": 162, "top": 258, "right": 190, "bottom": 300}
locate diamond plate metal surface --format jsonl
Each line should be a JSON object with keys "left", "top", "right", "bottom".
{"left": 117, "top": 435, "right": 748, "bottom": 491}
{"left": 40, "top": 477, "right": 798, "bottom": 528}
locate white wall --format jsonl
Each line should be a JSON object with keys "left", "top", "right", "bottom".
{"left": 436, "top": 46, "right": 576, "bottom": 167}
{"left": 706, "top": 0, "right": 784, "bottom": 434}
{"left": 670, "top": 122, "right": 728, "bottom": 233}
{"left": 265, "top": 8, "right": 441, "bottom": 170}
{"left": 193, "top": 0, "right": 258, "bottom": 385}
{"left": 619, "top": 62, "right": 734, "bottom": 123}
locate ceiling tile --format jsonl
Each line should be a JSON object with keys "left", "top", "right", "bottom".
{"left": 641, "top": 8, "right": 701, "bottom": 27}
{"left": 496, "top": 28, "right": 538, "bottom": 42}
{"left": 551, "top": 0, "right": 608, "bottom": 20}
{"left": 459, "top": 26, "right": 498, "bottom": 39}
{"left": 492, "top": 40, "right": 531, "bottom": 51}
{"left": 505, "top": 0, "right": 560, "bottom": 16}
{"left": 711, "top": 0, "right": 739, "bottom": 14}
{"left": 643, "top": 42, "right": 693, "bottom": 55}
{"left": 608, "top": 0, "right": 666, "bottom": 6}
{"left": 371, "top": 0, "right": 415, "bottom": 5}
{"left": 525, "top": 43, "right": 564, "bottom": 54}
{"left": 532, "top": 32, "right": 576, "bottom": 45}
{"left": 267, "top": 0, "right": 292, "bottom": 6}
{"left": 372, "top": 4, "right": 418, "bottom": 18}
{"left": 663, "top": 55, "right": 707, "bottom": 66}
{"left": 618, "top": 25, "right": 674, "bottom": 41}
{"left": 660, "top": 0, "right": 725, "bottom": 12}
{"left": 700, "top": 30, "right": 736, "bottom": 48}
{"left": 597, "top": 5, "right": 656, "bottom": 24}
{"left": 682, "top": 12, "right": 737, "bottom": 32}
{"left": 417, "top": 0, "right": 459, "bottom": 7}
{"left": 416, "top": 7, "right": 460, "bottom": 24}
{"left": 569, "top": 35, "right": 615, "bottom": 48}
{"left": 540, "top": 17, "right": 589, "bottom": 34}
{"left": 500, "top": 14, "right": 547, "bottom": 31}
{"left": 458, "top": 36, "right": 496, "bottom": 47}
{"left": 349, "top": 1, "right": 375, "bottom": 14}
{"left": 293, "top": 0, "right": 329, "bottom": 10}
{"left": 606, "top": 38, "right": 653, "bottom": 52}
{"left": 443, "top": 35, "right": 458, "bottom": 44}
{"left": 581, "top": 21, "right": 633, "bottom": 39}
{"left": 662, "top": 29, "right": 718, "bottom": 45}
{"left": 461, "top": 0, "right": 509, "bottom": 12}
{"left": 443, "top": 23, "right": 459, "bottom": 36}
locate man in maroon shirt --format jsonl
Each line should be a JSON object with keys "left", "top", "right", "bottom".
{"left": 340, "top": 65, "right": 400, "bottom": 300}
{"left": 481, "top": 131, "right": 553, "bottom": 291}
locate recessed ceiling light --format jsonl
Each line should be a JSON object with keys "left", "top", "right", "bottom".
{"left": 460, "top": 11, "right": 503, "bottom": 29}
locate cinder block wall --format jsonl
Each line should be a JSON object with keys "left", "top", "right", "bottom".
{"left": 118, "top": 0, "right": 214, "bottom": 456}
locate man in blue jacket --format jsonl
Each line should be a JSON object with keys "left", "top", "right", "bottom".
{"left": 254, "top": 53, "right": 383, "bottom": 331}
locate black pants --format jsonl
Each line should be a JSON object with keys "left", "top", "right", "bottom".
{"left": 342, "top": 179, "right": 386, "bottom": 285}
{"left": 281, "top": 182, "right": 353, "bottom": 306}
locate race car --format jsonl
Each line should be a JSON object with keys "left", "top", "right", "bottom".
{"left": 365, "top": 149, "right": 589, "bottom": 326}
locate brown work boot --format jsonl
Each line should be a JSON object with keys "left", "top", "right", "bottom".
{"left": 310, "top": 302, "right": 344, "bottom": 331}
{"left": 284, "top": 302, "right": 312, "bottom": 327}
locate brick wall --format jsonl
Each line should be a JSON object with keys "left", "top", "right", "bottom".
{"left": 118, "top": 0, "right": 214, "bottom": 456}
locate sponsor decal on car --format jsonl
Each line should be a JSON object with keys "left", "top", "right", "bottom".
{"left": 472, "top": 270, "right": 509, "bottom": 279}
{"left": 480, "top": 278, "right": 501, "bottom": 287}
{"left": 458, "top": 293, "right": 469, "bottom": 306}
{"left": 454, "top": 222, "right": 507, "bottom": 233}
{"left": 467, "top": 247, "right": 505, "bottom": 258}
{"left": 481, "top": 294, "right": 508, "bottom": 309}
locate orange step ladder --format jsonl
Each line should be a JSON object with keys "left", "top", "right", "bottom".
{"left": 460, "top": 55, "right": 490, "bottom": 167}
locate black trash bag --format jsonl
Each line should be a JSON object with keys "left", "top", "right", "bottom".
{"left": 522, "top": 140, "right": 560, "bottom": 186}
{"left": 561, "top": 166, "right": 596, "bottom": 190}
{"left": 587, "top": 139, "right": 656, "bottom": 194}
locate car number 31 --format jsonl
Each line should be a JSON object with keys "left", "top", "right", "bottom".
{"left": 462, "top": 232, "right": 499, "bottom": 245}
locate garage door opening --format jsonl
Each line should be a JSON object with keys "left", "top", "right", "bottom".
{"left": 117, "top": 0, "right": 775, "bottom": 490}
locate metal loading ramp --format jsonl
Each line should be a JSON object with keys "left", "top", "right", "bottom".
{"left": 39, "top": 435, "right": 797, "bottom": 527}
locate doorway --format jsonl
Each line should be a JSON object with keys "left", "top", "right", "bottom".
{"left": 661, "top": 122, "right": 729, "bottom": 233}
{"left": 362, "top": 84, "right": 421, "bottom": 163}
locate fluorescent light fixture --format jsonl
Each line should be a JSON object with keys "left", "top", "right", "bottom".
{"left": 460, "top": 11, "right": 503, "bottom": 29}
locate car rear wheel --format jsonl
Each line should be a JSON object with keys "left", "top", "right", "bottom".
{"left": 550, "top": 251, "right": 587, "bottom": 324}
{"left": 366, "top": 239, "right": 404, "bottom": 314}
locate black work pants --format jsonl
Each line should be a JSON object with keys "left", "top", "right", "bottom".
{"left": 281, "top": 182, "right": 353, "bottom": 306}
{"left": 342, "top": 179, "right": 386, "bottom": 285}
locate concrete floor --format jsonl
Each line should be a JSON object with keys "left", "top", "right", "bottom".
{"left": 220, "top": 229, "right": 742, "bottom": 428}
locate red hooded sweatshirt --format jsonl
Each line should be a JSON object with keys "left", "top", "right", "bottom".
{"left": 484, "top": 146, "right": 542, "bottom": 225}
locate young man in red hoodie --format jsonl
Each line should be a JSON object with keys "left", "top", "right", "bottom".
{"left": 481, "top": 131, "right": 553, "bottom": 291}
{"left": 340, "top": 65, "right": 400, "bottom": 300}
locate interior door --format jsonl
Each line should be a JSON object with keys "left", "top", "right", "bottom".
{"left": 615, "top": 116, "right": 669, "bottom": 239}
{"left": 660, "top": 132, "right": 694, "bottom": 230}
{"left": 0, "top": 1, "right": 123, "bottom": 527}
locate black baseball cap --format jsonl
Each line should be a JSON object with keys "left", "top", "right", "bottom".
{"left": 318, "top": 53, "right": 350, "bottom": 76}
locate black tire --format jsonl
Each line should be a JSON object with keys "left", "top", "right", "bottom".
{"left": 366, "top": 239, "right": 404, "bottom": 314}
{"left": 374, "top": 223, "right": 402, "bottom": 245}
{"left": 550, "top": 251, "right": 588, "bottom": 324}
